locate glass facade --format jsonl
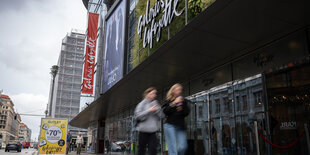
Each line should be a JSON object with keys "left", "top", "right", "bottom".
{"left": 102, "top": 29, "right": 310, "bottom": 154}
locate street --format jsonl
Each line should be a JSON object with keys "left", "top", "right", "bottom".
{"left": 0, "top": 148, "right": 37, "bottom": 155}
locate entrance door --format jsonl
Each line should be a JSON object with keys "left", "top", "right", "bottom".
{"left": 265, "top": 64, "right": 310, "bottom": 155}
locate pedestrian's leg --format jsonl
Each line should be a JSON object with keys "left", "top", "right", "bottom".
{"left": 79, "top": 144, "right": 82, "bottom": 154}
{"left": 138, "top": 132, "right": 148, "bottom": 155}
{"left": 176, "top": 127, "right": 187, "bottom": 155}
{"left": 78, "top": 144, "right": 81, "bottom": 154}
{"left": 164, "top": 123, "right": 177, "bottom": 155}
{"left": 79, "top": 144, "right": 81, "bottom": 154}
{"left": 66, "top": 144, "right": 69, "bottom": 154}
{"left": 148, "top": 132, "right": 157, "bottom": 155}
{"left": 107, "top": 145, "right": 110, "bottom": 154}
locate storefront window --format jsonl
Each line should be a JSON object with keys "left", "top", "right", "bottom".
{"left": 266, "top": 63, "right": 310, "bottom": 155}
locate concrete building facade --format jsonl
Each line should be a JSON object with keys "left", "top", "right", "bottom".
{"left": 18, "top": 122, "right": 31, "bottom": 142}
{"left": 48, "top": 29, "right": 87, "bottom": 139}
{"left": 0, "top": 94, "right": 21, "bottom": 147}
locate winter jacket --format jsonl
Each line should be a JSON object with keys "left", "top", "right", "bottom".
{"left": 162, "top": 99, "right": 190, "bottom": 128}
{"left": 134, "top": 98, "right": 162, "bottom": 133}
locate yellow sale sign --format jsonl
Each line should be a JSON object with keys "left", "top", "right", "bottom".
{"left": 39, "top": 118, "right": 68, "bottom": 155}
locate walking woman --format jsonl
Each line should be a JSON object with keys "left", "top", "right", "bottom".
{"left": 134, "top": 87, "right": 161, "bottom": 155}
{"left": 162, "top": 83, "right": 190, "bottom": 155}
{"left": 76, "top": 132, "right": 84, "bottom": 154}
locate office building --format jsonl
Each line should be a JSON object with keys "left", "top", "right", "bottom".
{"left": 0, "top": 94, "right": 21, "bottom": 147}
{"left": 48, "top": 29, "right": 87, "bottom": 139}
{"left": 19, "top": 122, "right": 31, "bottom": 142}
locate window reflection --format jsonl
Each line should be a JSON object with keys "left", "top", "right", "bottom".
{"left": 187, "top": 74, "right": 265, "bottom": 155}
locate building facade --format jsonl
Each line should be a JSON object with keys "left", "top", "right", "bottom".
{"left": 47, "top": 29, "right": 87, "bottom": 139}
{"left": 0, "top": 94, "right": 21, "bottom": 147}
{"left": 18, "top": 123, "right": 31, "bottom": 142}
{"left": 71, "top": 0, "right": 310, "bottom": 154}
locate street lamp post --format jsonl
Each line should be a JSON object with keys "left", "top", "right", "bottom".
{"left": 47, "top": 65, "right": 59, "bottom": 117}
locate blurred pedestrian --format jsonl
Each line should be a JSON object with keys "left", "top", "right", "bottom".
{"left": 76, "top": 132, "right": 84, "bottom": 154}
{"left": 66, "top": 130, "right": 72, "bottom": 154}
{"left": 71, "top": 142, "right": 75, "bottom": 152}
{"left": 162, "top": 83, "right": 190, "bottom": 155}
{"left": 105, "top": 138, "right": 110, "bottom": 154}
{"left": 134, "top": 87, "right": 161, "bottom": 155}
{"left": 88, "top": 142, "right": 92, "bottom": 152}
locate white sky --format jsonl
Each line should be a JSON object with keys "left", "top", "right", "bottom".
{"left": 0, "top": 0, "right": 87, "bottom": 141}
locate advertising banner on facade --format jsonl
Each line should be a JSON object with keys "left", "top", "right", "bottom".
{"left": 82, "top": 12, "right": 99, "bottom": 94}
{"left": 102, "top": 0, "right": 126, "bottom": 93}
{"left": 39, "top": 118, "right": 68, "bottom": 155}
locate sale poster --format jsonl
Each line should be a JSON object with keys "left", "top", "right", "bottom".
{"left": 39, "top": 118, "right": 68, "bottom": 155}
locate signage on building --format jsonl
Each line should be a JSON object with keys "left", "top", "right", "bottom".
{"left": 102, "top": 0, "right": 126, "bottom": 93}
{"left": 137, "top": 0, "right": 184, "bottom": 49}
{"left": 82, "top": 13, "right": 99, "bottom": 94}
{"left": 39, "top": 118, "right": 67, "bottom": 155}
{"left": 280, "top": 121, "right": 297, "bottom": 130}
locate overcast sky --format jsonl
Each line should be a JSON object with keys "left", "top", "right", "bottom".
{"left": 0, "top": 0, "right": 87, "bottom": 141}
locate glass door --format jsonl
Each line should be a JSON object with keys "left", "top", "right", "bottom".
{"left": 265, "top": 64, "right": 310, "bottom": 155}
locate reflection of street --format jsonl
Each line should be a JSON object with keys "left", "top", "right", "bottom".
{"left": 0, "top": 148, "right": 37, "bottom": 155}
{"left": 67, "top": 151, "right": 123, "bottom": 155}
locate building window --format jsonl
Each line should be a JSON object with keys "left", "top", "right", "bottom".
{"left": 198, "top": 106, "right": 203, "bottom": 118}
{"left": 242, "top": 95, "right": 248, "bottom": 110}
{"left": 75, "top": 63, "right": 83, "bottom": 68}
{"left": 236, "top": 96, "right": 240, "bottom": 111}
{"left": 74, "top": 69, "right": 82, "bottom": 75}
{"left": 65, "top": 68, "right": 74, "bottom": 74}
{"left": 223, "top": 97, "right": 231, "bottom": 112}
{"left": 64, "top": 76, "right": 73, "bottom": 82}
{"left": 254, "top": 91, "right": 263, "bottom": 107}
{"left": 215, "top": 99, "right": 220, "bottom": 114}
{"left": 73, "top": 84, "right": 81, "bottom": 90}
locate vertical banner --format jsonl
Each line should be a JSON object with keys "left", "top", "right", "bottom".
{"left": 102, "top": 0, "right": 126, "bottom": 93}
{"left": 39, "top": 118, "right": 68, "bottom": 155}
{"left": 82, "top": 12, "right": 99, "bottom": 94}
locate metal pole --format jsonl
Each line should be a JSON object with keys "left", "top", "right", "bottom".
{"left": 185, "top": 0, "right": 188, "bottom": 25}
{"left": 49, "top": 76, "right": 56, "bottom": 117}
{"left": 254, "top": 121, "right": 260, "bottom": 155}
{"left": 48, "top": 65, "right": 58, "bottom": 117}
{"left": 304, "top": 123, "right": 310, "bottom": 155}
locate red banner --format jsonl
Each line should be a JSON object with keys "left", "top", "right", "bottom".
{"left": 82, "top": 13, "right": 99, "bottom": 94}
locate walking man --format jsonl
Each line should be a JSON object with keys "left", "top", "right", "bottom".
{"left": 66, "top": 130, "right": 72, "bottom": 154}
{"left": 105, "top": 138, "right": 110, "bottom": 154}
